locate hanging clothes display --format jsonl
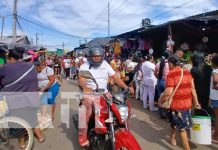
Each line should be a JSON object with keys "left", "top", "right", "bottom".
{"left": 131, "top": 39, "right": 138, "bottom": 50}
{"left": 113, "top": 40, "right": 121, "bottom": 56}
{"left": 166, "top": 25, "right": 175, "bottom": 52}
{"left": 144, "top": 39, "right": 151, "bottom": 50}
{"left": 123, "top": 40, "right": 129, "bottom": 49}
{"left": 119, "top": 39, "right": 125, "bottom": 47}
{"left": 138, "top": 39, "right": 145, "bottom": 50}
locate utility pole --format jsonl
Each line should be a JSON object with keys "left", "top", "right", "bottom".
{"left": 62, "top": 42, "right": 64, "bottom": 50}
{"left": 41, "top": 32, "right": 43, "bottom": 47}
{"left": 30, "top": 37, "right": 33, "bottom": 45}
{"left": 35, "top": 33, "right": 43, "bottom": 47}
{"left": 13, "top": 0, "right": 18, "bottom": 43}
{"left": 0, "top": 16, "right": 4, "bottom": 41}
{"left": 108, "top": 1, "right": 110, "bottom": 38}
{"left": 35, "top": 33, "right": 38, "bottom": 47}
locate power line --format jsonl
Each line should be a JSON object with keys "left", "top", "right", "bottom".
{"left": 36, "top": 0, "right": 41, "bottom": 20}
{"left": 151, "top": 0, "right": 196, "bottom": 20}
{"left": 19, "top": 17, "right": 78, "bottom": 40}
{"left": 16, "top": 17, "right": 25, "bottom": 35}
{"left": 80, "top": 5, "right": 108, "bottom": 36}
{"left": 3, "top": 0, "right": 11, "bottom": 10}
{"left": 112, "top": 0, "right": 196, "bottom": 36}
{"left": 44, "top": 43, "right": 78, "bottom": 47}
{"left": 2, "top": 0, "right": 12, "bottom": 16}
{"left": 110, "top": 0, "right": 130, "bottom": 17}
{"left": 111, "top": 0, "right": 159, "bottom": 26}
{"left": 18, "top": 18, "right": 36, "bottom": 43}
{"left": 16, "top": 15, "right": 88, "bottom": 39}
{"left": 17, "top": 17, "right": 89, "bottom": 48}
{"left": 80, "top": 0, "right": 121, "bottom": 36}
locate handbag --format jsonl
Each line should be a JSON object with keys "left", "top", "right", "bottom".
{"left": 161, "top": 69, "right": 184, "bottom": 109}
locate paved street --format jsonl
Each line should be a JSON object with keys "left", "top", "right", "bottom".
{"left": 33, "top": 79, "right": 218, "bottom": 150}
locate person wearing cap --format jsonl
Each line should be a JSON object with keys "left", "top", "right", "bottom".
{"left": 23, "top": 52, "right": 33, "bottom": 62}
{"left": 158, "top": 54, "right": 201, "bottom": 150}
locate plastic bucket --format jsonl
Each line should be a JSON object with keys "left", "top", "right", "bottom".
{"left": 191, "top": 116, "right": 211, "bottom": 145}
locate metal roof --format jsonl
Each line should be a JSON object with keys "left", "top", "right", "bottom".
{"left": 114, "top": 10, "right": 218, "bottom": 38}
{"left": 86, "top": 37, "right": 112, "bottom": 47}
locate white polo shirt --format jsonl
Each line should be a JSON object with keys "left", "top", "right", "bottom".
{"left": 79, "top": 60, "right": 115, "bottom": 92}
{"left": 141, "top": 61, "right": 157, "bottom": 86}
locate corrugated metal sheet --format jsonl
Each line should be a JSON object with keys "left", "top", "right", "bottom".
{"left": 1, "top": 35, "right": 30, "bottom": 45}
{"left": 87, "top": 38, "right": 112, "bottom": 47}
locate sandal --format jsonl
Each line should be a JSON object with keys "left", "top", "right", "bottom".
{"left": 18, "top": 138, "right": 26, "bottom": 149}
{"left": 212, "top": 138, "right": 218, "bottom": 144}
{"left": 166, "top": 135, "right": 177, "bottom": 146}
{"left": 38, "top": 136, "right": 45, "bottom": 143}
{"left": 19, "top": 144, "right": 26, "bottom": 149}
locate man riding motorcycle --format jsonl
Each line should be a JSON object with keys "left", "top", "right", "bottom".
{"left": 78, "top": 44, "right": 134, "bottom": 147}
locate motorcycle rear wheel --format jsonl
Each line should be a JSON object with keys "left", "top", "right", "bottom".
{"left": 104, "top": 140, "right": 129, "bottom": 150}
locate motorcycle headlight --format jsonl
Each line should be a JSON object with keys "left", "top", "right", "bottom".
{"left": 118, "top": 106, "right": 129, "bottom": 122}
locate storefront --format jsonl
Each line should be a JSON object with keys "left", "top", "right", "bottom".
{"left": 114, "top": 10, "right": 218, "bottom": 58}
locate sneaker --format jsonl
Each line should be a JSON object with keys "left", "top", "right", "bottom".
{"left": 78, "top": 136, "right": 90, "bottom": 147}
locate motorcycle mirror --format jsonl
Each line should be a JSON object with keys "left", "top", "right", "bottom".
{"left": 78, "top": 71, "right": 94, "bottom": 80}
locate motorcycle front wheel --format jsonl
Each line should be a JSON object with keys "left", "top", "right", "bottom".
{"left": 104, "top": 140, "right": 129, "bottom": 150}
{"left": 104, "top": 138, "right": 114, "bottom": 150}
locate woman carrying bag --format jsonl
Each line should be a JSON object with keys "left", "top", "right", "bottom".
{"left": 35, "top": 61, "right": 60, "bottom": 121}
{"left": 158, "top": 54, "right": 201, "bottom": 150}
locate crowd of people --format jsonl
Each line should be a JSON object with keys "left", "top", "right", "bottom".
{"left": 0, "top": 44, "right": 217, "bottom": 150}
{"left": 104, "top": 48, "right": 218, "bottom": 150}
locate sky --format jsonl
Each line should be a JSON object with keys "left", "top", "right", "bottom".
{"left": 0, "top": 0, "right": 218, "bottom": 51}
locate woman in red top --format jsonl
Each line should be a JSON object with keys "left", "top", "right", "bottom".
{"left": 159, "top": 54, "right": 200, "bottom": 150}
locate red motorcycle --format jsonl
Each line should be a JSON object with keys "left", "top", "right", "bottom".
{"left": 73, "top": 71, "right": 141, "bottom": 150}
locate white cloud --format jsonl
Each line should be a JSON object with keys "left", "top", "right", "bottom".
{"left": 0, "top": 0, "right": 218, "bottom": 50}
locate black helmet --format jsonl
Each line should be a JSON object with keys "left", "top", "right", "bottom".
{"left": 87, "top": 44, "right": 104, "bottom": 67}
